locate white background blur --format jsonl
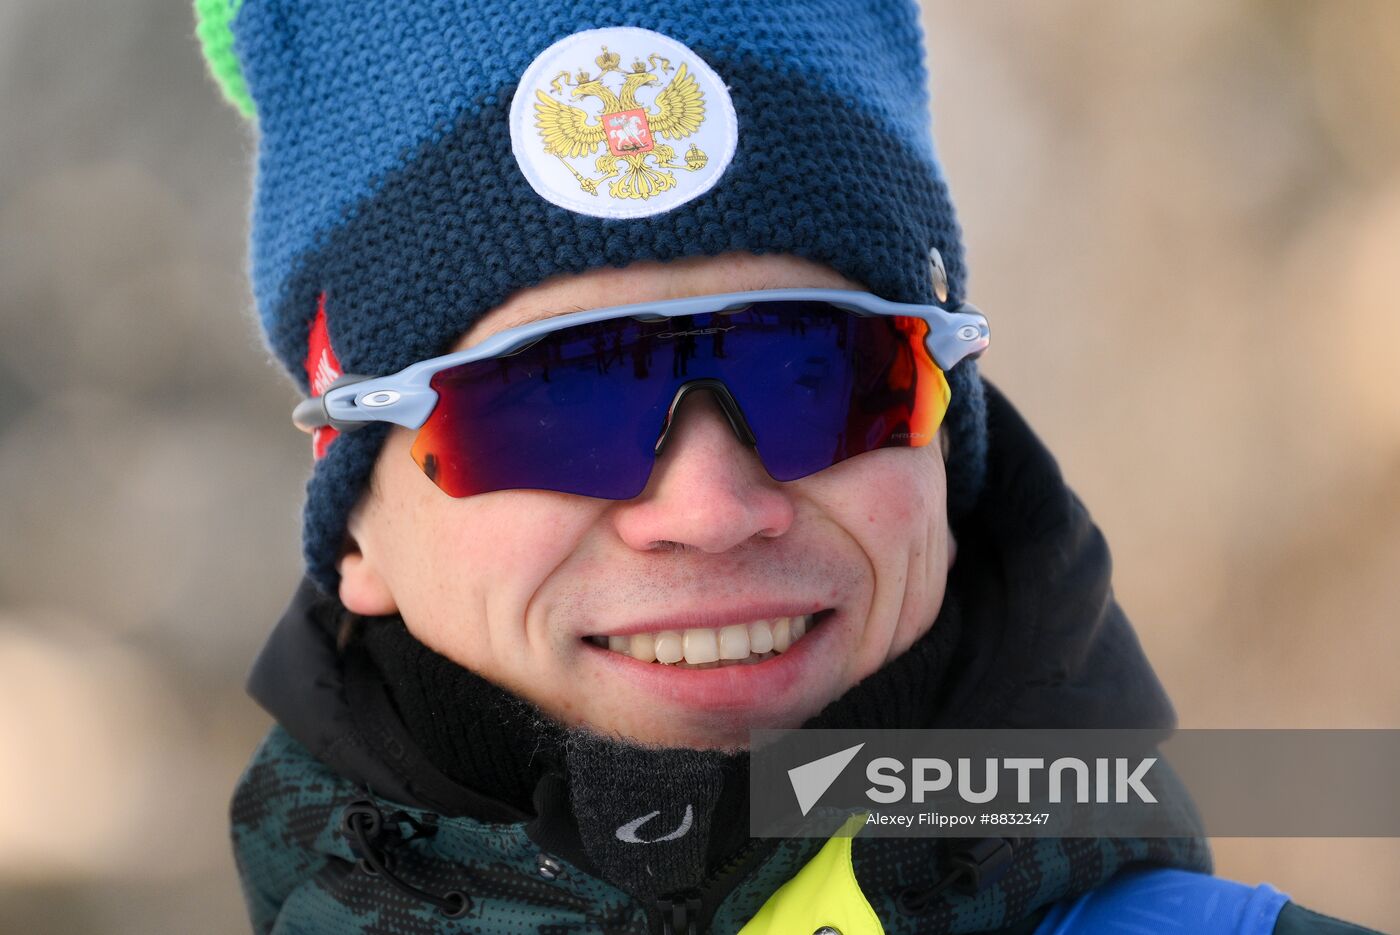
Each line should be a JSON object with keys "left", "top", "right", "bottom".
{"left": 0, "top": 1, "right": 1396, "bottom": 931}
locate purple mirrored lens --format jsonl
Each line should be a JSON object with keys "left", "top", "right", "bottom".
{"left": 410, "top": 303, "right": 938, "bottom": 498}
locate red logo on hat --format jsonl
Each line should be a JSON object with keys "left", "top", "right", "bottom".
{"left": 604, "top": 108, "right": 654, "bottom": 156}
{"left": 304, "top": 292, "right": 342, "bottom": 460}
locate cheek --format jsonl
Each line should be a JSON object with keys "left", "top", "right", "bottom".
{"left": 427, "top": 494, "right": 594, "bottom": 588}
{"left": 361, "top": 436, "right": 601, "bottom": 645}
{"left": 819, "top": 446, "right": 947, "bottom": 549}
{"left": 819, "top": 446, "right": 951, "bottom": 665}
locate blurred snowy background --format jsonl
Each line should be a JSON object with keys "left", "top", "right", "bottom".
{"left": 1, "top": 1, "right": 1397, "bottom": 931}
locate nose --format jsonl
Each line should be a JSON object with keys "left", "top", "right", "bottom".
{"left": 611, "top": 388, "right": 796, "bottom": 553}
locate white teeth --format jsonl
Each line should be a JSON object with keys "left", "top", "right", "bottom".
{"left": 748, "top": 619, "right": 774, "bottom": 654}
{"left": 629, "top": 632, "right": 657, "bottom": 663}
{"left": 771, "top": 617, "right": 792, "bottom": 653}
{"left": 590, "top": 613, "right": 822, "bottom": 665}
{"left": 718, "top": 624, "right": 750, "bottom": 660}
{"left": 790, "top": 615, "right": 807, "bottom": 641}
{"left": 677, "top": 651, "right": 776, "bottom": 670}
{"left": 654, "top": 630, "right": 684, "bottom": 664}
{"left": 682, "top": 628, "right": 720, "bottom": 665}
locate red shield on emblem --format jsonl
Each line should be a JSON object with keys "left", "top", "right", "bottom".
{"left": 605, "top": 108, "right": 654, "bottom": 156}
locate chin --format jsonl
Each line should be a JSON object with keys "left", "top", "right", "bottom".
{"left": 586, "top": 689, "right": 835, "bottom": 752}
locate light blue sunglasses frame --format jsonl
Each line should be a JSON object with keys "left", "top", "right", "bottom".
{"left": 292, "top": 288, "right": 990, "bottom": 435}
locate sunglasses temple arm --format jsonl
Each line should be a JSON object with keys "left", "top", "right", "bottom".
{"left": 927, "top": 303, "right": 991, "bottom": 371}
{"left": 291, "top": 374, "right": 375, "bottom": 435}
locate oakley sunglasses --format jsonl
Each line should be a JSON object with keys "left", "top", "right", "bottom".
{"left": 293, "top": 289, "right": 990, "bottom": 499}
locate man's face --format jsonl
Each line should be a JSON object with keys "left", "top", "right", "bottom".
{"left": 339, "top": 252, "right": 956, "bottom": 749}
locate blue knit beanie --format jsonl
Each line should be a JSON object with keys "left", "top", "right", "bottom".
{"left": 196, "top": 0, "right": 988, "bottom": 594}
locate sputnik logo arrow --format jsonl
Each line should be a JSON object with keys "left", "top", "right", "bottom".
{"left": 788, "top": 743, "right": 865, "bottom": 816}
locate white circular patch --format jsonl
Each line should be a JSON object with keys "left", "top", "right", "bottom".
{"left": 509, "top": 27, "right": 738, "bottom": 219}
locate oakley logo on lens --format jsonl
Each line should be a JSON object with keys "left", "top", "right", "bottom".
{"left": 655, "top": 325, "right": 737, "bottom": 339}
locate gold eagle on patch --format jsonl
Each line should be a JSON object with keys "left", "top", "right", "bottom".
{"left": 533, "top": 46, "right": 709, "bottom": 201}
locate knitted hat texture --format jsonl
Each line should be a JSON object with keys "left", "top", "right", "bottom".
{"left": 197, "top": 0, "right": 988, "bottom": 592}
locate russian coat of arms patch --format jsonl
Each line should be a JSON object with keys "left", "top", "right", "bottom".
{"left": 509, "top": 27, "right": 737, "bottom": 218}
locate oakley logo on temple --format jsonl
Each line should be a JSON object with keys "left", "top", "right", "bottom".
{"left": 361, "top": 391, "right": 401, "bottom": 408}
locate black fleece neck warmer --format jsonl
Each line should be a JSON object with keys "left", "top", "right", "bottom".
{"left": 358, "top": 595, "right": 963, "bottom": 902}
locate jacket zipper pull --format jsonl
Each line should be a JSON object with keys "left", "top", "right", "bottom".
{"left": 654, "top": 892, "right": 701, "bottom": 935}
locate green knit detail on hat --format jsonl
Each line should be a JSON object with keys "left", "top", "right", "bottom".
{"left": 194, "top": 0, "right": 255, "bottom": 119}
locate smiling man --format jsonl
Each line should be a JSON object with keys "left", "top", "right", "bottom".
{"left": 336, "top": 254, "right": 962, "bottom": 751}
{"left": 198, "top": 1, "right": 1376, "bottom": 933}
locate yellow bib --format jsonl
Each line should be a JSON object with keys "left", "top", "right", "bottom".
{"left": 737, "top": 816, "right": 884, "bottom": 935}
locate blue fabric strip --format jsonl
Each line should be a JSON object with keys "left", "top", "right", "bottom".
{"left": 1035, "top": 869, "right": 1291, "bottom": 935}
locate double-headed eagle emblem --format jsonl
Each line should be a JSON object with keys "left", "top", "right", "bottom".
{"left": 534, "top": 45, "right": 709, "bottom": 201}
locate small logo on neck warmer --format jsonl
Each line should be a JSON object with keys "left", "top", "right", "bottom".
{"left": 510, "top": 27, "right": 737, "bottom": 219}
{"left": 614, "top": 803, "right": 695, "bottom": 844}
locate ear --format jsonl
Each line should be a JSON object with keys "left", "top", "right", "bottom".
{"left": 337, "top": 508, "right": 399, "bottom": 616}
